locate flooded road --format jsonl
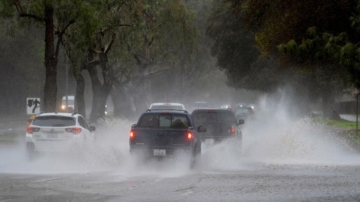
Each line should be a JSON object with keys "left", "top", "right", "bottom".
{"left": 1, "top": 160, "right": 360, "bottom": 201}
{"left": 1, "top": 104, "right": 360, "bottom": 201}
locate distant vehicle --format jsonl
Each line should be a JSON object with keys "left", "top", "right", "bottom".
{"left": 191, "top": 109, "right": 244, "bottom": 144}
{"left": 25, "top": 112, "right": 96, "bottom": 154}
{"left": 233, "top": 106, "right": 255, "bottom": 121}
{"left": 149, "top": 103, "right": 186, "bottom": 110}
{"left": 237, "top": 103, "right": 247, "bottom": 107}
{"left": 61, "top": 95, "right": 75, "bottom": 112}
{"left": 129, "top": 110, "right": 206, "bottom": 167}
{"left": 247, "top": 104, "right": 256, "bottom": 110}
{"left": 220, "top": 105, "right": 235, "bottom": 112}
{"left": 191, "top": 101, "right": 208, "bottom": 112}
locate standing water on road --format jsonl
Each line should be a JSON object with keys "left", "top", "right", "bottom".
{"left": 1, "top": 92, "right": 360, "bottom": 176}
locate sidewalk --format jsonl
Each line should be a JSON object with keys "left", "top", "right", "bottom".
{"left": 340, "top": 114, "right": 359, "bottom": 122}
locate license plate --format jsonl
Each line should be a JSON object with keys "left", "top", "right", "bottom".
{"left": 205, "top": 139, "right": 214, "bottom": 144}
{"left": 153, "top": 149, "right": 166, "bottom": 156}
{"left": 47, "top": 133, "right": 58, "bottom": 138}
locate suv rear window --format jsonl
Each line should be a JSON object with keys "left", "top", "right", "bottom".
{"left": 138, "top": 114, "right": 190, "bottom": 128}
{"left": 192, "top": 111, "right": 236, "bottom": 123}
{"left": 32, "top": 116, "right": 76, "bottom": 127}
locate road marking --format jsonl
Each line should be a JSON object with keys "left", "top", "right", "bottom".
{"left": 153, "top": 178, "right": 163, "bottom": 183}
{"left": 181, "top": 190, "right": 193, "bottom": 196}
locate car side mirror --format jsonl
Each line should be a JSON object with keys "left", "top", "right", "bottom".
{"left": 90, "top": 126, "right": 96, "bottom": 132}
{"left": 238, "top": 119, "right": 244, "bottom": 125}
{"left": 197, "top": 126, "right": 207, "bottom": 132}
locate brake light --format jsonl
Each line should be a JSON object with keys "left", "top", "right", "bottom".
{"left": 130, "top": 130, "right": 135, "bottom": 139}
{"left": 231, "top": 125, "right": 236, "bottom": 134}
{"left": 26, "top": 127, "right": 40, "bottom": 134}
{"left": 66, "top": 127, "right": 82, "bottom": 134}
{"left": 187, "top": 132, "right": 193, "bottom": 140}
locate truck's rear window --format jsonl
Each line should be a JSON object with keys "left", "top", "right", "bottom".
{"left": 192, "top": 111, "right": 236, "bottom": 123}
{"left": 150, "top": 105, "right": 183, "bottom": 110}
{"left": 138, "top": 114, "right": 190, "bottom": 128}
{"left": 32, "top": 116, "right": 76, "bottom": 127}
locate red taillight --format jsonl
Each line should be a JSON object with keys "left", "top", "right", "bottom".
{"left": 187, "top": 132, "right": 193, "bottom": 140}
{"left": 231, "top": 125, "right": 236, "bottom": 134}
{"left": 66, "top": 127, "right": 82, "bottom": 134}
{"left": 130, "top": 130, "right": 135, "bottom": 139}
{"left": 26, "top": 127, "right": 40, "bottom": 134}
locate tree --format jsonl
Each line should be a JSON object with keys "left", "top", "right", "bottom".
{"left": 207, "top": 1, "right": 278, "bottom": 92}
{"left": 1, "top": 0, "right": 79, "bottom": 112}
{"left": 108, "top": 0, "right": 199, "bottom": 118}
{"left": 229, "top": 0, "right": 356, "bottom": 56}
{"left": 215, "top": 0, "right": 357, "bottom": 118}
{"left": 58, "top": 0, "right": 199, "bottom": 120}
{"left": 0, "top": 26, "right": 44, "bottom": 114}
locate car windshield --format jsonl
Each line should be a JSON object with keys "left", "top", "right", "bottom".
{"left": 192, "top": 111, "right": 236, "bottom": 123}
{"left": 235, "top": 108, "right": 250, "bottom": 113}
{"left": 62, "top": 100, "right": 74, "bottom": 105}
{"left": 138, "top": 114, "right": 190, "bottom": 128}
{"left": 32, "top": 116, "right": 76, "bottom": 127}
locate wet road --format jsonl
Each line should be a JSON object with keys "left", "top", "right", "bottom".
{"left": 1, "top": 114, "right": 360, "bottom": 201}
{"left": 1, "top": 160, "right": 360, "bottom": 202}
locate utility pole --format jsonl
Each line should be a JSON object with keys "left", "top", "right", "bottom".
{"left": 357, "top": 93, "right": 359, "bottom": 136}
{"left": 65, "top": 55, "right": 68, "bottom": 112}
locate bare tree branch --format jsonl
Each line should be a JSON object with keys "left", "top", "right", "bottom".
{"left": 145, "top": 67, "right": 169, "bottom": 77}
{"left": 19, "top": 13, "right": 44, "bottom": 23}
{"left": 133, "top": 53, "right": 153, "bottom": 62}
{"left": 13, "top": 0, "right": 22, "bottom": 13}
{"left": 156, "top": 50, "right": 176, "bottom": 65}
{"left": 105, "top": 33, "right": 116, "bottom": 54}
{"left": 55, "top": 19, "right": 75, "bottom": 57}
{"left": 143, "top": 10, "right": 155, "bottom": 21}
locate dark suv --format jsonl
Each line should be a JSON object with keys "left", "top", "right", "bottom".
{"left": 191, "top": 109, "right": 244, "bottom": 144}
{"left": 233, "top": 106, "right": 254, "bottom": 121}
{"left": 129, "top": 110, "right": 206, "bottom": 166}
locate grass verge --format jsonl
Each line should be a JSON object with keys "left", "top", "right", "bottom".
{"left": 0, "top": 131, "right": 24, "bottom": 142}
{"left": 311, "top": 114, "right": 360, "bottom": 146}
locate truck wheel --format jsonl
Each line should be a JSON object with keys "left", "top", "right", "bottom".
{"left": 190, "top": 145, "right": 201, "bottom": 169}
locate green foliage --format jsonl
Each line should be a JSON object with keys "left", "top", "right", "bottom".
{"left": 0, "top": 0, "right": 15, "bottom": 18}
{"left": 207, "top": 0, "right": 261, "bottom": 90}
{"left": 286, "top": 39, "right": 297, "bottom": 54}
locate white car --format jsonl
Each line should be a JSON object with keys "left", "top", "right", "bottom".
{"left": 25, "top": 112, "right": 96, "bottom": 153}
{"left": 149, "top": 103, "right": 186, "bottom": 110}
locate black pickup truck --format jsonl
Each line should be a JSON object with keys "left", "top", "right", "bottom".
{"left": 129, "top": 110, "right": 206, "bottom": 165}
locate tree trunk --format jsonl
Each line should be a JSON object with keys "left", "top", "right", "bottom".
{"left": 88, "top": 62, "right": 113, "bottom": 121}
{"left": 88, "top": 66, "right": 102, "bottom": 121}
{"left": 43, "top": 2, "right": 57, "bottom": 112}
{"left": 111, "top": 86, "right": 137, "bottom": 119}
{"left": 322, "top": 91, "right": 340, "bottom": 120}
{"left": 75, "top": 74, "right": 86, "bottom": 117}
